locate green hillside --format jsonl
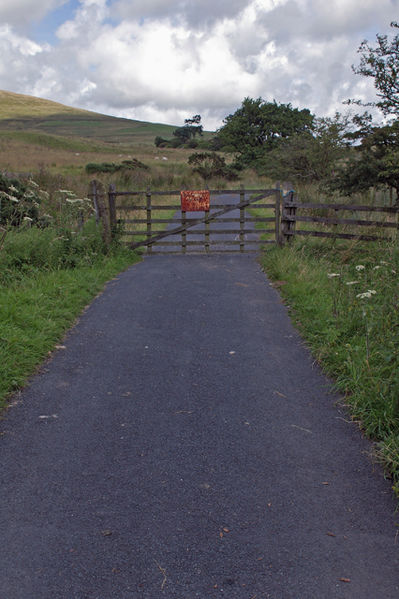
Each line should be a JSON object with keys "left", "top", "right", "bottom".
{"left": 0, "top": 90, "right": 178, "bottom": 144}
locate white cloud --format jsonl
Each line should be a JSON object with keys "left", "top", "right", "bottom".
{"left": 0, "top": 0, "right": 67, "bottom": 31}
{"left": 0, "top": 0, "right": 397, "bottom": 129}
{"left": 113, "top": 0, "right": 250, "bottom": 27}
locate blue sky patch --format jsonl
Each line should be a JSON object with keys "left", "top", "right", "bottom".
{"left": 31, "top": 0, "right": 80, "bottom": 45}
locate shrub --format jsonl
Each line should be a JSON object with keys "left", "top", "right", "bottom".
{"left": 85, "top": 159, "right": 149, "bottom": 175}
{"left": 0, "top": 173, "right": 45, "bottom": 226}
{"left": 187, "top": 152, "right": 239, "bottom": 180}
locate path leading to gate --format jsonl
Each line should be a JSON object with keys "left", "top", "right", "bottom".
{"left": 1, "top": 255, "right": 398, "bottom": 599}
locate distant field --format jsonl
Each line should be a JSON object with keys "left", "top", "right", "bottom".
{"left": 0, "top": 89, "right": 221, "bottom": 196}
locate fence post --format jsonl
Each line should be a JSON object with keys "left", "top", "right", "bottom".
{"left": 239, "top": 185, "right": 245, "bottom": 252}
{"left": 281, "top": 190, "right": 297, "bottom": 244}
{"left": 78, "top": 209, "right": 84, "bottom": 232}
{"left": 146, "top": 188, "right": 152, "bottom": 254}
{"left": 89, "top": 180, "right": 111, "bottom": 247}
{"left": 108, "top": 183, "right": 117, "bottom": 237}
{"left": 89, "top": 180, "right": 100, "bottom": 225}
{"left": 275, "top": 182, "right": 281, "bottom": 245}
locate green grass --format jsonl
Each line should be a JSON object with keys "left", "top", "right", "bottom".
{"left": 261, "top": 237, "right": 399, "bottom": 494}
{"left": 0, "top": 130, "right": 105, "bottom": 153}
{"left": 0, "top": 225, "right": 140, "bottom": 408}
{"left": 0, "top": 90, "right": 180, "bottom": 144}
{"left": 0, "top": 89, "right": 212, "bottom": 146}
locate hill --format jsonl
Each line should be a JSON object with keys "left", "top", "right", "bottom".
{"left": 0, "top": 90, "right": 178, "bottom": 144}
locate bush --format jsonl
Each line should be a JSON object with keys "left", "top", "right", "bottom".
{"left": 85, "top": 159, "right": 149, "bottom": 175}
{"left": 0, "top": 219, "right": 108, "bottom": 283}
{"left": 0, "top": 173, "right": 44, "bottom": 226}
{"left": 187, "top": 152, "right": 239, "bottom": 180}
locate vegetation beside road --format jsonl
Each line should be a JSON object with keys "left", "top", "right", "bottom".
{"left": 0, "top": 222, "right": 140, "bottom": 409}
{"left": 261, "top": 237, "right": 399, "bottom": 495}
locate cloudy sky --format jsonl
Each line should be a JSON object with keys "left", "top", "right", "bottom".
{"left": 0, "top": 0, "right": 397, "bottom": 129}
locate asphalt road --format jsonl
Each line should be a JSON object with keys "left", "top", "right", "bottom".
{"left": 1, "top": 253, "right": 399, "bottom": 598}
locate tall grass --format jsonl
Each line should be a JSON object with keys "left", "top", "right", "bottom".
{"left": 0, "top": 220, "right": 140, "bottom": 407}
{"left": 261, "top": 236, "right": 399, "bottom": 494}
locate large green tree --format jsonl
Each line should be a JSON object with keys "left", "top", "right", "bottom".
{"left": 332, "top": 23, "right": 399, "bottom": 201}
{"left": 217, "top": 98, "right": 314, "bottom": 169}
{"left": 266, "top": 113, "right": 351, "bottom": 183}
{"left": 330, "top": 121, "right": 399, "bottom": 201}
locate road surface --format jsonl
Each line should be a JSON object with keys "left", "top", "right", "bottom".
{"left": 0, "top": 253, "right": 398, "bottom": 598}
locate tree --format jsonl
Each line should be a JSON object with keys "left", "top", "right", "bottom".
{"left": 349, "top": 21, "right": 399, "bottom": 116}
{"left": 265, "top": 113, "right": 351, "bottom": 183}
{"left": 154, "top": 136, "right": 169, "bottom": 147}
{"left": 329, "top": 121, "right": 399, "bottom": 201}
{"left": 172, "top": 114, "right": 203, "bottom": 146}
{"left": 217, "top": 98, "right": 314, "bottom": 169}
{"left": 335, "top": 23, "right": 399, "bottom": 200}
{"left": 188, "top": 152, "right": 238, "bottom": 181}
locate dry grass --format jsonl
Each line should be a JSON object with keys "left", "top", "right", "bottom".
{"left": 0, "top": 90, "right": 89, "bottom": 119}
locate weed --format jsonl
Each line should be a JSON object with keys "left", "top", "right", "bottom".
{"left": 261, "top": 237, "right": 399, "bottom": 493}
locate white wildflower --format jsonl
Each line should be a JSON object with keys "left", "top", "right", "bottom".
{"left": 356, "top": 290, "right": 377, "bottom": 299}
{"left": 355, "top": 265, "right": 365, "bottom": 271}
{"left": 58, "top": 189, "right": 75, "bottom": 197}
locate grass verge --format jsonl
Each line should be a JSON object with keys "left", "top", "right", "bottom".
{"left": 0, "top": 249, "right": 140, "bottom": 409}
{"left": 260, "top": 237, "right": 399, "bottom": 495}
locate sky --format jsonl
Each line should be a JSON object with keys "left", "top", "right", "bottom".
{"left": 0, "top": 0, "right": 398, "bottom": 130}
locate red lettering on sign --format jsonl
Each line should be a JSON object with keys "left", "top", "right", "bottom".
{"left": 181, "top": 190, "right": 210, "bottom": 212}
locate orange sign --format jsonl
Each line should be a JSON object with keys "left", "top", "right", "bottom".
{"left": 181, "top": 190, "right": 210, "bottom": 212}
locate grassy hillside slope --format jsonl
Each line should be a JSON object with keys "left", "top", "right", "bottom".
{"left": 0, "top": 90, "right": 177, "bottom": 144}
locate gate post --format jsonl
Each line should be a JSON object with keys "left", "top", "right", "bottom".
{"left": 275, "top": 182, "right": 281, "bottom": 245}
{"left": 89, "top": 180, "right": 111, "bottom": 247}
{"left": 146, "top": 188, "right": 152, "bottom": 254}
{"left": 281, "top": 190, "right": 297, "bottom": 244}
{"left": 108, "top": 183, "right": 117, "bottom": 237}
{"left": 239, "top": 185, "right": 245, "bottom": 252}
{"left": 89, "top": 179, "right": 100, "bottom": 225}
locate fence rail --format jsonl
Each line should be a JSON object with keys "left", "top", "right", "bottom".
{"left": 280, "top": 193, "right": 399, "bottom": 244}
{"left": 88, "top": 181, "right": 399, "bottom": 251}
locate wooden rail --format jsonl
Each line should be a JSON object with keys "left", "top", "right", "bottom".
{"left": 105, "top": 186, "right": 280, "bottom": 253}
{"left": 280, "top": 195, "right": 399, "bottom": 244}
{"left": 88, "top": 180, "right": 398, "bottom": 251}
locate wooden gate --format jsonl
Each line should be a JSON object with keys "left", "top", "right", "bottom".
{"left": 106, "top": 187, "right": 283, "bottom": 254}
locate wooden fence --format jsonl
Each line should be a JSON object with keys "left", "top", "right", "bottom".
{"left": 88, "top": 180, "right": 399, "bottom": 250}
{"left": 280, "top": 191, "right": 399, "bottom": 244}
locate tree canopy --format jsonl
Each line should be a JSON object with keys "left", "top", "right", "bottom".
{"left": 154, "top": 115, "right": 203, "bottom": 148}
{"left": 217, "top": 98, "right": 314, "bottom": 169}
{"left": 350, "top": 21, "right": 399, "bottom": 117}
{"left": 330, "top": 121, "right": 399, "bottom": 200}
{"left": 331, "top": 23, "right": 399, "bottom": 200}
{"left": 266, "top": 114, "right": 351, "bottom": 183}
